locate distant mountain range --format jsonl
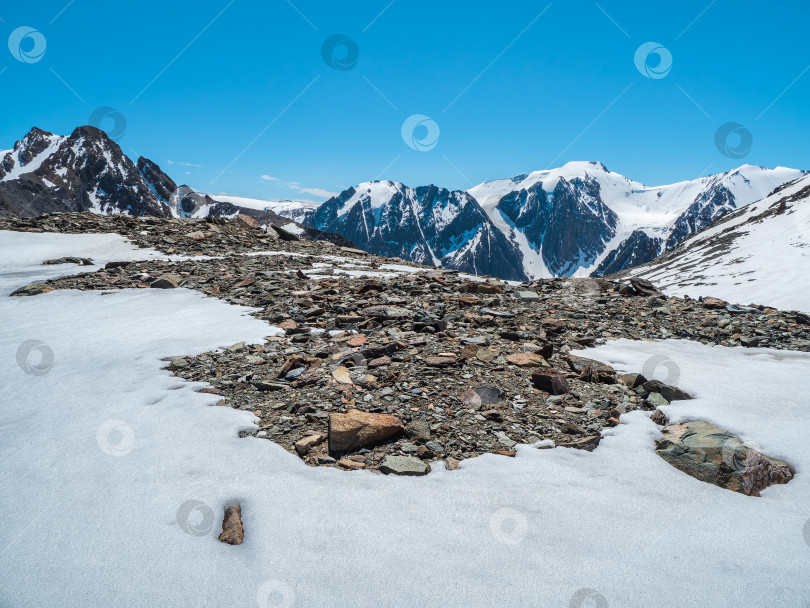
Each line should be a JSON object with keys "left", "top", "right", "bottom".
{"left": 1, "top": 125, "right": 806, "bottom": 281}
{"left": 0, "top": 126, "right": 347, "bottom": 245}
{"left": 306, "top": 162, "right": 805, "bottom": 281}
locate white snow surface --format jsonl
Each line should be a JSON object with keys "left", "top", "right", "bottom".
{"left": 625, "top": 174, "right": 810, "bottom": 312}
{"left": 208, "top": 194, "right": 318, "bottom": 220}
{"left": 2, "top": 233, "right": 810, "bottom": 607}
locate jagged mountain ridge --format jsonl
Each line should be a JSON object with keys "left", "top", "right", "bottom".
{"left": 305, "top": 162, "right": 805, "bottom": 280}
{"left": 0, "top": 126, "right": 351, "bottom": 246}
{"left": 308, "top": 181, "right": 527, "bottom": 281}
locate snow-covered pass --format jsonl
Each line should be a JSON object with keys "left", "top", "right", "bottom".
{"left": 1, "top": 231, "right": 809, "bottom": 607}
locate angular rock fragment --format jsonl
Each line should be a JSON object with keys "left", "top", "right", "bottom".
{"left": 379, "top": 455, "right": 430, "bottom": 476}
{"left": 655, "top": 421, "right": 793, "bottom": 496}
{"left": 328, "top": 410, "right": 404, "bottom": 453}
{"left": 218, "top": 504, "right": 244, "bottom": 545}
{"left": 531, "top": 370, "right": 570, "bottom": 394}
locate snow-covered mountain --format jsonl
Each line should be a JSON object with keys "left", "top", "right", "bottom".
{"left": 612, "top": 174, "right": 810, "bottom": 312}
{"left": 0, "top": 126, "right": 175, "bottom": 217}
{"left": 307, "top": 181, "right": 526, "bottom": 280}
{"left": 306, "top": 162, "right": 805, "bottom": 281}
{"left": 207, "top": 195, "right": 318, "bottom": 223}
{"left": 467, "top": 161, "right": 806, "bottom": 278}
{"left": 0, "top": 126, "right": 352, "bottom": 245}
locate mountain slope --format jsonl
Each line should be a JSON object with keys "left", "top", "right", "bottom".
{"left": 0, "top": 126, "right": 351, "bottom": 246}
{"left": 468, "top": 161, "right": 806, "bottom": 279}
{"left": 0, "top": 126, "right": 173, "bottom": 217}
{"left": 611, "top": 174, "right": 810, "bottom": 312}
{"left": 308, "top": 181, "right": 527, "bottom": 280}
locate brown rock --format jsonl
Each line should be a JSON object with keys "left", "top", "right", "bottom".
{"left": 331, "top": 366, "right": 352, "bottom": 384}
{"left": 702, "top": 297, "right": 728, "bottom": 310}
{"left": 425, "top": 355, "right": 457, "bottom": 367}
{"left": 337, "top": 458, "right": 366, "bottom": 470}
{"left": 505, "top": 352, "right": 550, "bottom": 367}
{"left": 650, "top": 409, "right": 668, "bottom": 426}
{"left": 294, "top": 433, "right": 325, "bottom": 455}
{"left": 218, "top": 504, "right": 244, "bottom": 545}
{"left": 328, "top": 410, "right": 405, "bottom": 453}
{"left": 445, "top": 457, "right": 460, "bottom": 470}
{"left": 531, "top": 370, "right": 570, "bottom": 395}
{"left": 236, "top": 214, "right": 260, "bottom": 229}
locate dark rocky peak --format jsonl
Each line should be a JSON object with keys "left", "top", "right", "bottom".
{"left": 137, "top": 157, "right": 177, "bottom": 205}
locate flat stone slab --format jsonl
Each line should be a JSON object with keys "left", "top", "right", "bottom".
{"left": 379, "top": 455, "right": 430, "bottom": 476}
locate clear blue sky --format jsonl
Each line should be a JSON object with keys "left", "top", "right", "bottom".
{"left": 1, "top": 0, "right": 808, "bottom": 201}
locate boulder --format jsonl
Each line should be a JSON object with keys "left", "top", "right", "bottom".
{"left": 618, "top": 372, "right": 646, "bottom": 388}
{"left": 566, "top": 355, "right": 616, "bottom": 384}
{"left": 218, "top": 504, "right": 244, "bottom": 545}
{"left": 151, "top": 274, "right": 182, "bottom": 289}
{"left": 655, "top": 421, "right": 793, "bottom": 496}
{"left": 641, "top": 380, "right": 691, "bottom": 402}
{"left": 328, "top": 410, "right": 404, "bottom": 453}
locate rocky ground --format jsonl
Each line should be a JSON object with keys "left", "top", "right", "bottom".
{"left": 5, "top": 212, "right": 810, "bottom": 481}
